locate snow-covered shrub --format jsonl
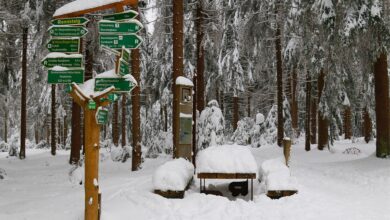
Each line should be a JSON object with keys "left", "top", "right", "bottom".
{"left": 152, "top": 158, "right": 194, "bottom": 191}
{"left": 259, "top": 157, "right": 297, "bottom": 191}
{"left": 0, "top": 141, "right": 9, "bottom": 152}
{"left": 342, "top": 147, "right": 361, "bottom": 155}
{"left": 232, "top": 117, "right": 255, "bottom": 145}
{"left": 197, "top": 100, "right": 225, "bottom": 150}
{"left": 261, "top": 105, "right": 278, "bottom": 145}
{"left": 146, "top": 131, "right": 173, "bottom": 158}
{"left": 36, "top": 140, "right": 49, "bottom": 149}
{"left": 0, "top": 168, "right": 6, "bottom": 180}
{"left": 111, "top": 146, "right": 132, "bottom": 162}
{"left": 8, "top": 134, "right": 19, "bottom": 157}
{"left": 251, "top": 113, "right": 266, "bottom": 148}
{"left": 69, "top": 162, "right": 83, "bottom": 185}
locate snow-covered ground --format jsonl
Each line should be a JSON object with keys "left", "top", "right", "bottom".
{"left": 0, "top": 138, "right": 389, "bottom": 220}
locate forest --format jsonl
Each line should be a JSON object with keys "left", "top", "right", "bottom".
{"left": 0, "top": 0, "right": 389, "bottom": 220}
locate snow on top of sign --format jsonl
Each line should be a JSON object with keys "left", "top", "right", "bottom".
{"left": 73, "top": 79, "right": 114, "bottom": 100}
{"left": 95, "top": 69, "right": 138, "bottom": 86}
{"left": 54, "top": 0, "right": 123, "bottom": 17}
{"left": 176, "top": 76, "right": 193, "bottom": 86}
{"left": 124, "top": 74, "right": 138, "bottom": 86}
{"left": 259, "top": 157, "right": 298, "bottom": 191}
{"left": 180, "top": 113, "right": 192, "bottom": 118}
{"left": 51, "top": 66, "right": 69, "bottom": 71}
{"left": 153, "top": 158, "right": 194, "bottom": 191}
{"left": 44, "top": 52, "right": 83, "bottom": 59}
{"left": 196, "top": 145, "right": 258, "bottom": 174}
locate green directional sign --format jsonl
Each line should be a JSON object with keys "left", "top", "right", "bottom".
{"left": 117, "top": 59, "right": 130, "bottom": 76}
{"left": 48, "top": 68, "right": 84, "bottom": 84}
{"left": 47, "top": 38, "right": 80, "bottom": 53}
{"left": 51, "top": 17, "right": 89, "bottom": 26}
{"left": 121, "top": 47, "right": 130, "bottom": 62}
{"left": 42, "top": 55, "right": 83, "bottom": 68}
{"left": 49, "top": 26, "right": 88, "bottom": 37}
{"left": 96, "top": 108, "right": 109, "bottom": 125}
{"left": 101, "top": 45, "right": 121, "bottom": 56}
{"left": 99, "top": 34, "right": 142, "bottom": 49}
{"left": 95, "top": 78, "right": 134, "bottom": 93}
{"left": 98, "top": 20, "right": 143, "bottom": 34}
{"left": 102, "top": 10, "right": 138, "bottom": 21}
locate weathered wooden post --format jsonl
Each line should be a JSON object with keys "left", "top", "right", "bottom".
{"left": 283, "top": 137, "right": 291, "bottom": 167}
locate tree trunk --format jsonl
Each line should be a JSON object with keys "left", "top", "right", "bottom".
{"left": 112, "top": 101, "right": 119, "bottom": 146}
{"left": 46, "top": 124, "right": 50, "bottom": 145}
{"left": 192, "top": 65, "right": 197, "bottom": 167}
{"left": 196, "top": 0, "right": 205, "bottom": 112}
{"left": 247, "top": 93, "right": 251, "bottom": 117}
{"left": 344, "top": 106, "right": 352, "bottom": 139}
{"left": 51, "top": 84, "right": 56, "bottom": 156}
{"left": 172, "top": 0, "right": 184, "bottom": 158}
{"left": 275, "top": 15, "right": 284, "bottom": 147}
{"left": 305, "top": 73, "right": 311, "bottom": 151}
{"left": 19, "top": 27, "right": 28, "bottom": 159}
{"left": 70, "top": 101, "right": 81, "bottom": 164}
{"left": 374, "top": 52, "right": 390, "bottom": 157}
{"left": 63, "top": 115, "right": 67, "bottom": 146}
{"left": 84, "top": 37, "right": 93, "bottom": 153}
{"left": 131, "top": 6, "right": 142, "bottom": 170}
{"left": 291, "top": 68, "right": 298, "bottom": 137}
{"left": 317, "top": 69, "right": 328, "bottom": 150}
{"left": 57, "top": 118, "right": 61, "bottom": 146}
{"left": 233, "top": 96, "right": 239, "bottom": 131}
{"left": 35, "top": 124, "right": 39, "bottom": 144}
{"left": 363, "top": 107, "right": 372, "bottom": 144}
{"left": 4, "top": 99, "right": 7, "bottom": 143}
{"left": 310, "top": 97, "right": 317, "bottom": 144}
{"left": 121, "top": 95, "right": 127, "bottom": 147}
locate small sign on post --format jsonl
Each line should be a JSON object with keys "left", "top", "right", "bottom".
{"left": 95, "top": 78, "right": 134, "bottom": 93}
{"left": 49, "top": 25, "right": 88, "bottom": 37}
{"left": 96, "top": 108, "right": 109, "bottom": 125}
{"left": 98, "top": 20, "right": 143, "bottom": 34}
{"left": 42, "top": 54, "right": 83, "bottom": 68}
{"left": 102, "top": 10, "right": 138, "bottom": 21}
{"left": 51, "top": 17, "right": 89, "bottom": 26}
{"left": 99, "top": 34, "right": 143, "bottom": 49}
{"left": 46, "top": 38, "right": 81, "bottom": 53}
{"left": 48, "top": 68, "right": 84, "bottom": 84}
{"left": 117, "top": 58, "right": 130, "bottom": 76}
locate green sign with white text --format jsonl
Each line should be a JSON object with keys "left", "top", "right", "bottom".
{"left": 42, "top": 56, "right": 83, "bottom": 68}
{"left": 51, "top": 17, "right": 89, "bottom": 26}
{"left": 121, "top": 47, "right": 130, "bottom": 62}
{"left": 95, "top": 78, "right": 133, "bottom": 93}
{"left": 96, "top": 108, "right": 109, "bottom": 124}
{"left": 46, "top": 38, "right": 80, "bottom": 53}
{"left": 102, "top": 10, "right": 138, "bottom": 21}
{"left": 99, "top": 34, "right": 142, "bottom": 49}
{"left": 117, "top": 59, "right": 130, "bottom": 76}
{"left": 49, "top": 26, "right": 88, "bottom": 37}
{"left": 48, "top": 68, "right": 84, "bottom": 84}
{"left": 99, "top": 20, "right": 143, "bottom": 34}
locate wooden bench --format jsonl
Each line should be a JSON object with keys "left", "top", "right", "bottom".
{"left": 197, "top": 173, "right": 256, "bottom": 200}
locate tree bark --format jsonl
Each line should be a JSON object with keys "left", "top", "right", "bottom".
{"left": 192, "top": 65, "right": 197, "bottom": 167}
{"left": 196, "top": 0, "right": 205, "bottom": 112}
{"left": 305, "top": 73, "right": 311, "bottom": 151}
{"left": 131, "top": 6, "right": 142, "bottom": 170}
{"left": 4, "top": 98, "right": 7, "bottom": 143}
{"left": 163, "top": 105, "right": 168, "bottom": 132}
{"left": 70, "top": 101, "right": 81, "bottom": 164}
{"left": 233, "top": 96, "right": 239, "bottom": 131}
{"left": 291, "top": 68, "right": 298, "bottom": 137}
{"left": 51, "top": 84, "right": 56, "bottom": 156}
{"left": 363, "top": 107, "right": 372, "bottom": 144}
{"left": 121, "top": 95, "right": 127, "bottom": 147}
{"left": 172, "top": 0, "right": 184, "bottom": 158}
{"left": 275, "top": 15, "right": 284, "bottom": 147}
{"left": 344, "top": 106, "right": 352, "bottom": 139}
{"left": 374, "top": 52, "right": 390, "bottom": 157}
{"left": 310, "top": 97, "right": 317, "bottom": 144}
{"left": 112, "top": 101, "right": 119, "bottom": 146}
{"left": 63, "top": 115, "right": 67, "bottom": 146}
{"left": 19, "top": 27, "right": 28, "bottom": 159}
{"left": 57, "top": 118, "right": 61, "bottom": 146}
{"left": 317, "top": 69, "right": 328, "bottom": 150}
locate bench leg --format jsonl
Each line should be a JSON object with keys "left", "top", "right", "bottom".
{"left": 251, "top": 179, "right": 253, "bottom": 201}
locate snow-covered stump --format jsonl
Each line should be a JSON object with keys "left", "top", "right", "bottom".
{"left": 153, "top": 158, "right": 194, "bottom": 199}
{"left": 259, "top": 157, "right": 298, "bottom": 199}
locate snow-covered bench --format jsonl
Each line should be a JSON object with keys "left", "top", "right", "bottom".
{"left": 196, "top": 145, "right": 258, "bottom": 200}
{"left": 153, "top": 158, "right": 194, "bottom": 199}
{"left": 259, "top": 157, "right": 298, "bottom": 199}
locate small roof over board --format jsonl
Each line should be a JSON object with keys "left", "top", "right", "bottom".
{"left": 54, "top": 0, "right": 138, "bottom": 18}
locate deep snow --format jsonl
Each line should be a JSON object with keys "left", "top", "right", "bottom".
{"left": 0, "top": 138, "right": 389, "bottom": 220}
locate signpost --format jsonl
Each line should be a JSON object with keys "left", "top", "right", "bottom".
{"left": 46, "top": 38, "right": 81, "bottom": 53}
{"left": 102, "top": 10, "right": 138, "bottom": 21}
{"left": 51, "top": 17, "right": 89, "bottom": 26}
{"left": 95, "top": 78, "right": 134, "bottom": 92}
{"left": 99, "top": 34, "right": 142, "bottom": 49}
{"left": 117, "top": 58, "right": 130, "bottom": 76}
{"left": 49, "top": 26, "right": 88, "bottom": 37}
{"left": 96, "top": 108, "right": 109, "bottom": 124}
{"left": 48, "top": 68, "right": 84, "bottom": 84}
{"left": 42, "top": 54, "right": 83, "bottom": 68}
{"left": 98, "top": 20, "right": 143, "bottom": 34}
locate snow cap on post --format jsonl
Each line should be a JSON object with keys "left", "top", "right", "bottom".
{"left": 176, "top": 76, "right": 193, "bottom": 87}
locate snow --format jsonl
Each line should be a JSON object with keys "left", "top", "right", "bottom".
{"left": 51, "top": 66, "right": 72, "bottom": 71}
{"left": 54, "top": 0, "right": 124, "bottom": 17}
{"left": 152, "top": 158, "right": 194, "bottom": 191}
{"left": 176, "top": 76, "right": 194, "bottom": 87}
{"left": 259, "top": 157, "right": 298, "bottom": 191}
{"left": 255, "top": 113, "right": 265, "bottom": 124}
{"left": 180, "top": 113, "right": 192, "bottom": 118}
{"left": 196, "top": 144, "right": 258, "bottom": 174}
{"left": 0, "top": 139, "right": 389, "bottom": 220}
{"left": 43, "top": 52, "right": 82, "bottom": 59}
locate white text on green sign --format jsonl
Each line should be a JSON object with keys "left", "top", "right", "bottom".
{"left": 49, "top": 26, "right": 88, "bottom": 37}
{"left": 99, "top": 34, "right": 142, "bottom": 49}
{"left": 51, "top": 17, "right": 89, "bottom": 26}
{"left": 102, "top": 10, "right": 138, "bottom": 21}
{"left": 48, "top": 68, "right": 84, "bottom": 84}
{"left": 47, "top": 38, "right": 80, "bottom": 53}
{"left": 98, "top": 20, "right": 143, "bottom": 34}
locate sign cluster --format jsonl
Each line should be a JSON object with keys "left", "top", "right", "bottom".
{"left": 43, "top": 17, "right": 89, "bottom": 84}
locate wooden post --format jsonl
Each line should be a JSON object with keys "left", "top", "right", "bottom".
{"left": 20, "top": 27, "right": 28, "bottom": 159}
{"left": 283, "top": 138, "right": 291, "bottom": 167}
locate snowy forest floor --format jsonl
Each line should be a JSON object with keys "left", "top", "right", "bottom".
{"left": 0, "top": 138, "right": 389, "bottom": 220}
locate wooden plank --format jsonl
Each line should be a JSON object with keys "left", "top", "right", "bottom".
{"left": 197, "top": 173, "right": 217, "bottom": 178}
{"left": 217, "top": 173, "right": 236, "bottom": 179}
{"left": 267, "top": 190, "right": 298, "bottom": 199}
{"left": 54, "top": 0, "right": 137, "bottom": 19}
{"left": 154, "top": 190, "right": 184, "bottom": 199}
{"left": 197, "top": 173, "right": 256, "bottom": 179}
{"left": 236, "top": 173, "right": 256, "bottom": 179}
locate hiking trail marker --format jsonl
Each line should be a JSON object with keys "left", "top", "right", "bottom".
{"left": 42, "top": 53, "right": 83, "bottom": 68}
{"left": 46, "top": 38, "right": 81, "bottom": 53}
{"left": 99, "top": 34, "right": 143, "bottom": 49}
{"left": 95, "top": 78, "right": 134, "bottom": 93}
{"left": 49, "top": 26, "right": 88, "bottom": 37}
{"left": 51, "top": 17, "right": 89, "bottom": 26}
{"left": 98, "top": 19, "right": 143, "bottom": 34}
{"left": 102, "top": 10, "right": 138, "bottom": 21}
{"left": 47, "top": 68, "right": 84, "bottom": 84}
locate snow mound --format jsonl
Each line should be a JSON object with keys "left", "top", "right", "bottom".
{"left": 153, "top": 158, "right": 194, "bottom": 191}
{"left": 175, "top": 76, "right": 193, "bottom": 86}
{"left": 54, "top": 0, "right": 123, "bottom": 17}
{"left": 343, "top": 147, "right": 361, "bottom": 155}
{"left": 0, "top": 142, "right": 9, "bottom": 152}
{"left": 259, "top": 157, "right": 298, "bottom": 191}
{"left": 69, "top": 165, "right": 83, "bottom": 185}
{"left": 196, "top": 145, "right": 258, "bottom": 174}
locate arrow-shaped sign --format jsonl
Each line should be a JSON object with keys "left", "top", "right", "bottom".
{"left": 102, "top": 10, "right": 138, "bottom": 21}
{"left": 49, "top": 25, "right": 88, "bottom": 37}
{"left": 51, "top": 17, "right": 89, "bottom": 26}
{"left": 99, "top": 34, "right": 143, "bottom": 49}
{"left": 42, "top": 53, "right": 83, "bottom": 68}
{"left": 98, "top": 19, "right": 143, "bottom": 34}
{"left": 48, "top": 68, "right": 84, "bottom": 84}
{"left": 46, "top": 38, "right": 80, "bottom": 53}
{"left": 117, "top": 58, "right": 130, "bottom": 77}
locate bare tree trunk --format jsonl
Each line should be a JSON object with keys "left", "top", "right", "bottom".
{"left": 310, "top": 97, "right": 317, "bottom": 144}
{"left": 63, "top": 115, "right": 67, "bottom": 146}
{"left": 374, "top": 52, "right": 390, "bottom": 157}
{"left": 196, "top": 0, "right": 205, "bottom": 112}
{"left": 192, "top": 64, "right": 197, "bottom": 167}
{"left": 318, "top": 69, "right": 328, "bottom": 150}
{"left": 363, "top": 107, "right": 372, "bottom": 143}
{"left": 275, "top": 13, "right": 284, "bottom": 147}
{"left": 305, "top": 73, "right": 311, "bottom": 151}
{"left": 57, "top": 118, "right": 61, "bottom": 146}
{"left": 291, "top": 68, "right": 298, "bottom": 137}
{"left": 172, "top": 0, "right": 184, "bottom": 158}
{"left": 83, "top": 38, "right": 93, "bottom": 154}
{"left": 20, "top": 27, "right": 28, "bottom": 159}
{"left": 51, "top": 84, "right": 56, "bottom": 156}
{"left": 112, "top": 101, "right": 119, "bottom": 146}
{"left": 4, "top": 100, "right": 7, "bottom": 143}
{"left": 121, "top": 95, "right": 126, "bottom": 147}
{"left": 233, "top": 96, "right": 239, "bottom": 131}
{"left": 46, "top": 124, "right": 50, "bottom": 145}
{"left": 70, "top": 101, "right": 81, "bottom": 164}
{"left": 247, "top": 93, "right": 251, "bottom": 117}
{"left": 163, "top": 105, "right": 168, "bottom": 132}
{"left": 344, "top": 106, "right": 352, "bottom": 139}
{"left": 131, "top": 5, "right": 142, "bottom": 170}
